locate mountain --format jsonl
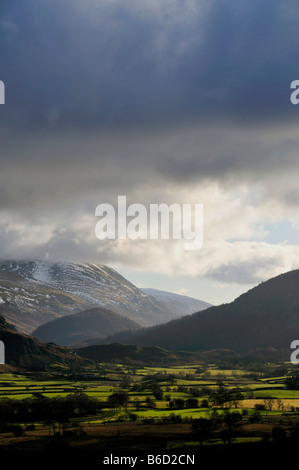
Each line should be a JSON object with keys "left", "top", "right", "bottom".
{"left": 0, "top": 266, "right": 91, "bottom": 334}
{"left": 141, "top": 288, "right": 211, "bottom": 317}
{"left": 32, "top": 307, "right": 140, "bottom": 346}
{"left": 32, "top": 289, "right": 211, "bottom": 347}
{"left": 100, "top": 269, "right": 299, "bottom": 354}
{"left": 0, "top": 315, "right": 87, "bottom": 369}
{"left": 0, "top": 260, "right": 182, "bottom": 333}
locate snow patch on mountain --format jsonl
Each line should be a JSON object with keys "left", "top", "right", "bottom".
{"left": 142, "top": 288, "right": 212, "bottom": 317}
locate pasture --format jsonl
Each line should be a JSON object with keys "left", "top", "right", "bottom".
{"left": 1, "top": 360, "right": 299, "bottom": 453}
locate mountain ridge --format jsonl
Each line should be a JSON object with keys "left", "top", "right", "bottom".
{"left": 0, "top": 259, "right": 210, "bottom": 336}
{"left": 0, "top": 260, "right": 171, "bottom": 333}
{"left": 99, "top": 269, "right": 299, "bottom": 354}
{"left": 141, "top": 288, "right": 211, "bottom": 317}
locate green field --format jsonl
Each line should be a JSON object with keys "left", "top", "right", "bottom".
{"left": 1, "top": 360, "right": 299, "bottom": 453}
{"left": 0, "top": 362, "right": 297, "bottom": 411}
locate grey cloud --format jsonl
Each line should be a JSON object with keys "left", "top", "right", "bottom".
{"left": 0, "top": 222, "right": 97, "bottom": 262}
{"left": 206, "top": 257, "right": 286, "bottom": 285}
{"left": 2, "top": 123, "right": 299, "bottom": 218}
{"left": 1, "top": 0, "right": 299, "bottom": 278}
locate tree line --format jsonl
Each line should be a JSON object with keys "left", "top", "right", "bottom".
{"left": 0, "top": 392, "right": 101, "bottom": 429}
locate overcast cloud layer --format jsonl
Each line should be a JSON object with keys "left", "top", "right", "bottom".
{"left": 1, "top": 0, "right": 299, "bottom": 300}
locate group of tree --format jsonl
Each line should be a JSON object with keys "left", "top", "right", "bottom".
{"left": 191, "top": 409, "right": 243, "bottom": 446}
{"left": 107, "top": 391, "right": 129, "bottom": 409}
{"left": 0, "top": 392, "right": 102, "bottom": 431}
{"left": 285, "top": 370, "right": 299, "bottom": 390}
{"left": 208, "top": 382, "right": 244, "bottom": 409}
{"left": 168, "top": 398, "right": 199, "bottom": 410}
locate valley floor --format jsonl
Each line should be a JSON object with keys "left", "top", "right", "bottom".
{"left": 1, "top": 359, "right": 299, "bottom": 464}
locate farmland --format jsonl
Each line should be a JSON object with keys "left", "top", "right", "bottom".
{"left": 1, "top": 359, "right": 299, "bottom": 459}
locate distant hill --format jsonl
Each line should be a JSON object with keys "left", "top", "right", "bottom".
{"left": 101, "top": 269, "right": 299, "bottom": 354}
{"left": 0, "top": 260, "right": 184, "bottom": 333}
{"left": 32, "top": 307, "right": 140, "bottom": 346}
{"left": 0, "top": 316, "right": 87, "bottom": 369}
{"left": 76, "top": 343, "right": 238, "bottom": 366}
{"left": 142, "top": 288, "right": 211, "bottom": 317}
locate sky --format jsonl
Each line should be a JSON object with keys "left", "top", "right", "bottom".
{"left": 1, "top": 0, "right": 299, "bottom": 305}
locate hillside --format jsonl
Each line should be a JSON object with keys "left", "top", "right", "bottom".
{"left": 142, "top": 288, "right": 211, "bottom": 317}
{"left": 101, "top": 269, "right": 299, "bottom": 354}
{"left": 0, "top": 268, "right": 91, "bottom": 334}
{"left": 76, "top": 343, "right": 237, "bottom": 366}
{"left": 0, "top": 316, "right": 87, "bottom": 369}
{"left": 32, "top": 307, "right": 140, "bottom": 346}
{"left": 0, "top": 260, "right": 175, "bottom": 333}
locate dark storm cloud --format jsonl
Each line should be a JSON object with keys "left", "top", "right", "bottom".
{"left": 1, "top": 0, "right": 299, "bottom": 221}
{"left": 1, "top": 0, "right": 299, "bottom": 131}
{"left": 0, "top": 122, "right": 298, "bottom": 218}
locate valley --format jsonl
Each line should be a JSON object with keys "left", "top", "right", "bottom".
{"left": 1, "top": 356, "right": 299, "bottom": 461}
{"left": 2, "top": 262, "right": 299, "bottom": 462}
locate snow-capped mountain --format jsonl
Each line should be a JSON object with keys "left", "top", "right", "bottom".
{"left": 0, "top": 260, "right": 173, "bottom": 333}
{"left": 141, "top": 288, "right": 212, "bottom": 317}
